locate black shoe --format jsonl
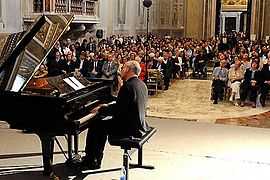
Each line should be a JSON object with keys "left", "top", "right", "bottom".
{"left": 79, "top": 156, "right": 101, "bottom": 171}
{"left": 43, "top": 170, "right": 53, "bottom": 176}
{"left": 261, "top": 100, "right": 266, "bottom": 107}
{"left": 213, "top": 100, "right": 218, "bottom": 104}
{"left": 43, "top": 171, "right": 59, "bottom": 180}
{"left": 260, "top": 97, "right": 266, "bottom": 107}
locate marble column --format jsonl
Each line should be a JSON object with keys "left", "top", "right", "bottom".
{"left": 263, "top": 0, "right": 270, "bottom": 38}
{"left": 221, "top": 14, "right": 225, "bottom": 34}
{"left": 99, "top": 0, "right": 114, "bottom": 37}
{"left": 184, "top": 0, "right": 204, "bottom": 39}
{"left": 236, "top": 12, "right": 241, "bottom": 32}
{"left": 250, "top": 0, "right": 268, "bottom": 40}
{"left": 210, "top": 0, "right": 217, "bottom": 37}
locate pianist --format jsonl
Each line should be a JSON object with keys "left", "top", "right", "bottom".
{"left": 80, "top": 60, "right": 149, "bottom": 170}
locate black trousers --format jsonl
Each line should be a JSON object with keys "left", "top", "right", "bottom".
{"left": 164, "top": 75, "right": 170, "bottom": 89}
{"left": 212, "top": 80, "right": 226, "bottom": 101}
{"left": 85, "top": 118, "right": 142, "bottom": 163}
{"left": 260, "top": 83, "right": 270, "bottom": 105}
{"left": 240, "top": 83, "right": 258, "bottom": 102}
{"left": 85, "top": 119, "right": 108, "bottom": 162}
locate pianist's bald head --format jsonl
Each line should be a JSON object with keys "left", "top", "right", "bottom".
{"left": 121, "top": 60, "right": 141, "bottom": 81}
{"left": 125, "top": 61, "right": 141, "bottom": 75}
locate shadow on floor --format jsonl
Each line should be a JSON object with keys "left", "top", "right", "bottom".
{"left": 0, "top": 163, "right": 122, "bottom": 180}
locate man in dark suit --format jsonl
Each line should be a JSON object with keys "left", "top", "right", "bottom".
{"left": 240, "top": 61, "right": 261, "bottom": 107}
{"left": 76, "top": 51, "right": 90, "bottom": 77}
{"left": 101, "top": 54, "right": 118, "bottom": 80}
{"left": 46, "top": 51, "right": 67, "bottom": 77}
{"left": 161, "top": 49, "right": 173, "bottom": 90}
{"left": 260, "top": 54, "right": 270, "bottom": 106}
{"left": 80, "top": 60, "right": 149, "bottom": 170}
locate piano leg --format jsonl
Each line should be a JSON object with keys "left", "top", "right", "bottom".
{"left": 73, "top": 134, "right": 81, "bottom": 161}
{"left": 38, "top": 134, "right": 55, "bottom": 176}
{"left": 74, "top": 134, "right": 78, "bottom": 155}
{"left": 67, "top": 134, "right": 73, "bottom": 161}
{"left": 66, "top": 134, "right": 81, "bottom": 166}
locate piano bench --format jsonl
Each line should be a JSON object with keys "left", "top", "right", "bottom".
{"left": 109, "top": 127, "right": 157, "bottom": 180}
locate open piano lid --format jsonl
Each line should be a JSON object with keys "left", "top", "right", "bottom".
{"left": 0, "top": 14, "right": 74, "bottom": 92}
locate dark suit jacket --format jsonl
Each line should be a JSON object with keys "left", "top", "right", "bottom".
{"left": 242, "top": 69, "right": 262, "bottom": 87}
{"left": 101, "top": 61, "right": 118, "bottom": 79}
{"left": 46, "top": 58, "right": 67, "bottom": 77}
{"left": 261, "top": 64, "right": 270, "bottom": 81}
{"left": 161, "top": 59, "right": 173, "bottom": 78}
{"left": 80, "top": 60, "right": 91, "bottom": 77}
{"left": 107, "top": 77, "right": 149, "bottom": 137}
{"left": 66, "top": 61, "right": 76, "bottom": 73}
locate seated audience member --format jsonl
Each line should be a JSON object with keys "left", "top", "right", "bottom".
{"left": 46, "top": 51, "right": 67, "bottom": 77}
{"left": 147, "top": 52, "right": 156, "bottom": 69}
{"left": 76, "top": 51, "right": 90, "bottom": 77}
{"left": 80, "top": 61, "right": 149, "bottom": 170}
{"left": 228, "top": 60, "right": 244, "bottom": 106}
{"left": 101, "top": 54, "right": 118, "bottom": 80}
{"left": 66, "top": 51, "right": 76, "bottom": 73}
{"left": 135, "top": 56, "right": 146, "bottom": 81}
{"left": 240, "top": 61, "right": 261, "bottom": 107}
{"left": 95, "top": 54, "right": 106, "bottom": 78}
{"left": 88, "top": 52, "right": 99, "bottom": 78}
{"left": 212, "top": 60, "right": 229, "bottom": 104}
{"left": 34, "top": 64, "right": 48, "bottom": 78}
{"left": 241, "top": 53, "right": 251, "bottom": 72}
{"left": 260, "top": 52, "right": 270, "bottom": 106}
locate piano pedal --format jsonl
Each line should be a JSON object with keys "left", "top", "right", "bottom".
{"left": 65, "top": 154, "right": 81, "bottom": 167}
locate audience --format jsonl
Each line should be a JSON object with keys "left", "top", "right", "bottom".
{"left": 38, "top": 32, "right": 269, "bottom": 108}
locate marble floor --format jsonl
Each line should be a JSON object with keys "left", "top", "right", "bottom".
{"left": 148, "top": 79, "right": 270, "bottom": 123}
{"left": 1, "top": 118, "right": 270, "bottom": 180}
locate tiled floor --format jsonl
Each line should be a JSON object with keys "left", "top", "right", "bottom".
{"left": 148, "top": 79, "right": 270, "bottom": 122}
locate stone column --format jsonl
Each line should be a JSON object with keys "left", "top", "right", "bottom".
{"left": 250, "top": 0, "right": 257, "bottom": 36}
{"left": 184, "top": 0, "right": 204, "bottom": 39}
{"left": 221, "top": 14, "right": 225, "bottom": 34}
{"left": 99, "top": 0, "right": 114, "bottom": 37}
{"left": 208, "top": 0, "right": 217, "bottom": 38}
{"left": 263, "top": 0, "right": 270, "bottom": 39}
{"left": 125, "top": 0, "right": 137, "bottom": 35}
{"left": 236, "top": 12, "right": 241, "bottom": 32}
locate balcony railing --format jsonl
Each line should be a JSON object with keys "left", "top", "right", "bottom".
{"left": 55, "top": 0, "right": 68, "bottom": 13}
{"left": 85, "top": 1, "right": 95, "bottom": 16}
{"left": 33, "top": 0, "right": 97, "bottom": 16}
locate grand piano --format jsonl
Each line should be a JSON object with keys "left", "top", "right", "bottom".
{"left": 0, "top": 15, "right": 114, "bottom": 175}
